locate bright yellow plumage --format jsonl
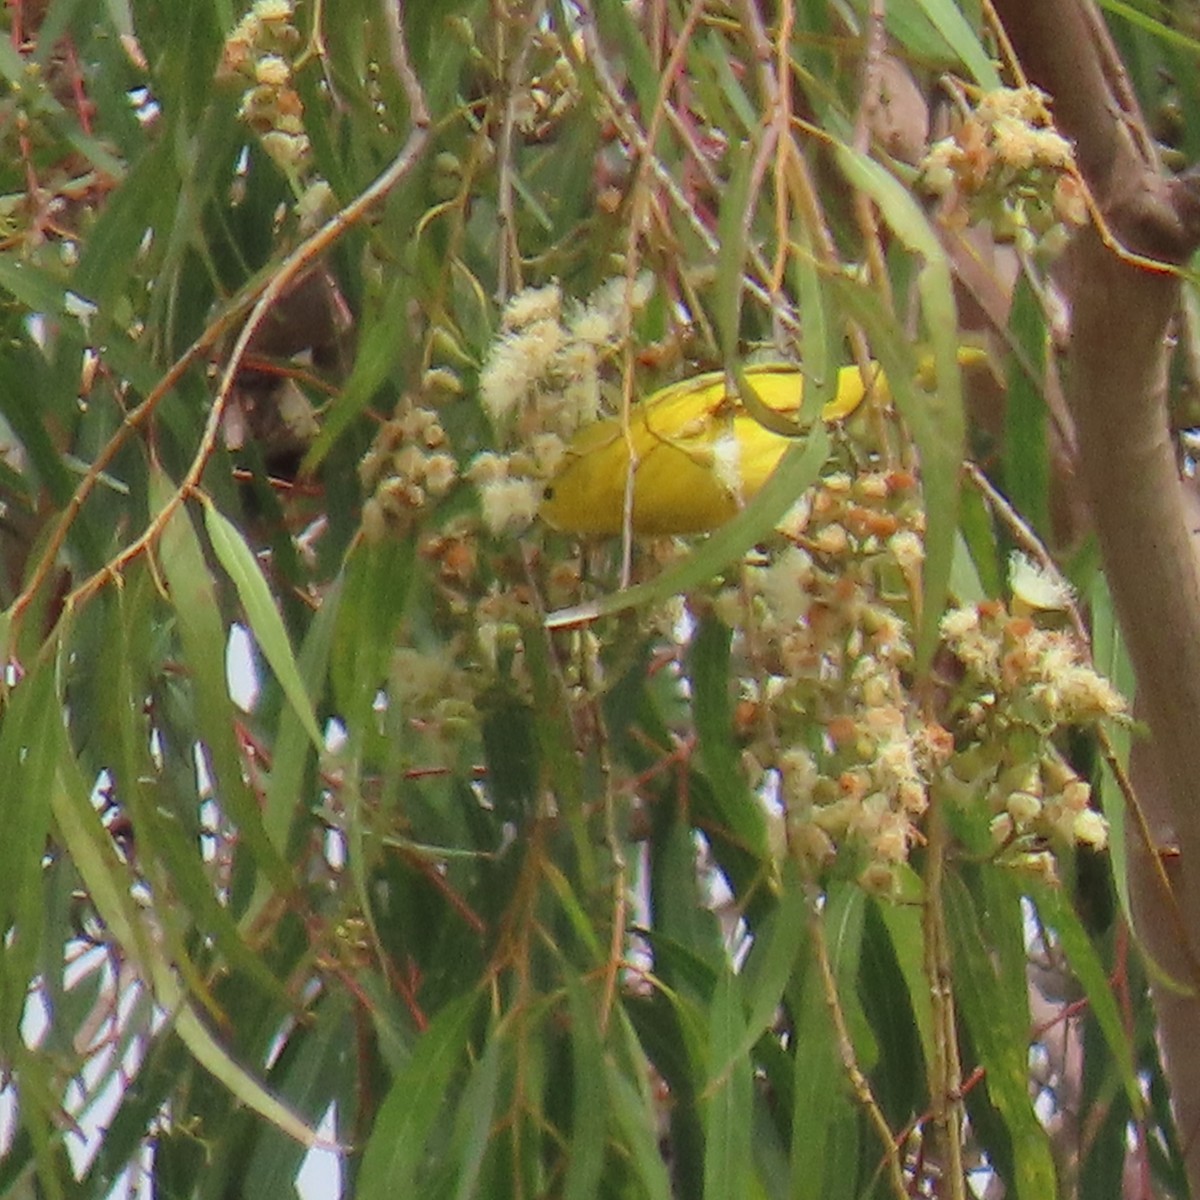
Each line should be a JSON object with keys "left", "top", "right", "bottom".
{"left": 539, "top": 350, "right": 987, "bottom": 536}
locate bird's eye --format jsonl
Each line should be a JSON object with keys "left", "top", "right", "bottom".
{"left": 542, "top": 484, "right": 556, "bottom": 501}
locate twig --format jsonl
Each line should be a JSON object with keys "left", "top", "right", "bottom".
{"left": 812, "top": 905, "right": 910, "bottom": 1200}
{"left": 493, "top": 0, "right": 549, "bottom": 300}
{"left": 923, "top": 797, "right": 967, "bottom": 1200}
{"left": 851, "top": 0, "right": 894, "bottom": 312}
{"left": 8, "top": 304, "right": 244, "bottom": 633}
{"left": 50, "top": 5, "right": 433, "bottom": 628}
{"left": 571, "top": 3, "right": 801, "bottom": 333}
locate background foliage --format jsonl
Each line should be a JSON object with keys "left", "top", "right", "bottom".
{"left": 1, "top": 1, "right": 1198, "bottom": 1197}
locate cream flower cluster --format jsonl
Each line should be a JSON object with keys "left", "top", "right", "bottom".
{"left": 724, "top": 467, "right": 938, "bottom": 890}
{"left": 472, "top": 276, "right": 653, "bottom": 534}
{"left": 360, "top": 403, "right": 459, "bottom": 543}
{"left": 508, "top": 28, "right": 582, "bottom": 138}
{"left": 220, "top": 1, "right": 312, "bottom": 176}
{"left": 920, "top": 86, "right": 1086, "bottom": 254}
{"left": 727, "top": 467, "right": 1121, "bottom": 891}
{"left": 939, "top": 594, "right": 1121, "bottom": 858}
{"left": 354, "top": 279, "right": 656, "bottom": 768}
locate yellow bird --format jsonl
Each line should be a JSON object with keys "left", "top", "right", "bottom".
{"left": 540, "top": 350, "right": 986, "bottom": 536}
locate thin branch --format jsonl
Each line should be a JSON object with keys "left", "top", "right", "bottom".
{"left": 812, "top": 905, "right": 910, "bottom": 1200}
{"left": 571, "top": 3, "right": 801, "bottom": 334}
{"left": 492, "top": 0, "right": 549, "bottom": 301}
{"left": 8, "top": 303, "right": 243, "bottom": 634}
{"left": 923, "top": 798, "right": 967, "bottom": 1200}
{"left": 52, "top": 7, "right": 433, "bottom": 629}
{"left": 850, "top": 0, "right": 893, "bottom": 311}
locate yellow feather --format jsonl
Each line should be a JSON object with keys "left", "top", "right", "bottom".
{"left": 539, "top": 350, "right": 988, "bottom": 536}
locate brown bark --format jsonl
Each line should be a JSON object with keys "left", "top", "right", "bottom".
{"left": 992, "top": 0, "right": 1200, "bottom": 1183}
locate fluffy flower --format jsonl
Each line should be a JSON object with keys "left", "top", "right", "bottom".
{"left": 465, "top": 451, "right": 509, "bottom": 485}
{"left": 991, "top": 117, "right": 1039, "bottom": 171}
{"left": 502, "top": 282, "right": 562, "bottom": 329}
{"left": 889, "top": 530, "right": 924, "bottom": 574}
{"left": 480, "top": 322, "right": 564, "bottom": 424}
{"left": 254, "top": 0, "right": 293, "bottom": 18}
{"left": 255, "top": 54, "right": 290, "bottom": 86}
{"left": 941, "top": 606, "right": 1001, "bottom": 680}
{"left": 1009, "top": 551, "right": 1074, "bottom": 611}
{"left": 1054, "top": 665, "right": 1126, "bottom": 722}
{"left": 423, "top": 454, "right": 458, "bottom": 496}
{"left": 568, "top": 306, "right": 621, "bottom": 347}
{"left": 1072, "top": 808, "right": 1109, "bottom": 849}
{"left": 478, "top": 477, "right": 542, "bottom": 534}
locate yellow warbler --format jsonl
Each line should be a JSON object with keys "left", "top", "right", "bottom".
{"left": 540, "top": 350, "right": 987, "bottom": 536}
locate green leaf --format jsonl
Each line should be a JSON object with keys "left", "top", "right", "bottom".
{"left": 563, "top": 977, "right": 608, "bottom": 1200}
{"left": 201, "top": 496, "right": 324, "bottom": 750}
{"left": 262, "top": 577, "right": 341, "bottom": 861}
{"left": 71, "top": 137, "right": 174, "bottom": 317}
{"left": 699, "top": 29, "right": 760, "bottom": 138}
{"left": 0, "top": 252, "right": 79, "bottom": 315}
{"left": 871, "top": 877, "right": 935, "bottom": 1073}
{"left": 153, "top": 469, "right": 293, "bottom": 895}
{"left": 957, "top": 492, "right": 1000, "bottom": 602}
{"left": 789, "top": 931, "right": 849, "bottom": 1200}
{"left": 788, "top": 887, "right": 874, "bottom": 1200}
{"left": 606, "top": 1059, "right": 673, "bottom": 1200}
{"left": 479, "top": 686, "right": 540, "bottom": 824}
{"left": 905, "top": 0, "right": 1002, "bottom": 87}
{"left": 106, "top": 576, "right": 288, "bottom": 1005}
{"left": 792, "top": 217, "right": 839, "bottom": 416}
{"left": 740, "top": 871, "right": 810, "bottom": 1044}
{"left": 331, "top": 536, "right": 417, "bottom": 728}
{"left": 835, "top": 147, "right": 965, "bottom": 675}
{"left": 301, "top": 272, "right": 409, "bottom": 472}
{"left": 689, "top": 615, "right": 767, "bottom": 857}
{"left": 824, "top": 884, "right": 875, "bottom": 1066}
{"left": 542, "top": 860, "right": 605, "bottom": 961}
{"left": 651, "top": 814, "right": 727, "bottom": 977}
{"left": 0, "top": 343, "right": 82, "bottom": 511}
{"left": 704, "top": 967, "right": 754, "bottom": 1199}
{"left": 524, "top": 618, "right": 596, "bottom": 891}
{"left": 450, "top": 1022, "right": 504, "bottom": 1200}
{"left": 0, "top": 663, "right": 59, "bottom": 1040}
{"left": 1003, "top": 275, "right": 1051, "bottom": 539}
{"left": 243, "top": 992, "right": 355, "bottom": 1196}
{"left": 944, "top": 870, "right": 1058, "bottom": 1199}
{"left": 1101, "top": 0, "right": 1200, "bottom": 54}
{"left": 50, "top": 718, "right": 322, "bottom": 1150}
{"left": 592, "top": 0, "right": 664, "bottom": 134}
{"left": 1027, "top": 878, "right": 1142, "bottom": 1116}
{"left": 358, "top": 991, "right": 481, "bottom": 1200}
{"left": 1091, "top": 576, "right": 1140, "bottom": 954}
{"left": 715, "top": 137, "right": 755, "bottom": 364}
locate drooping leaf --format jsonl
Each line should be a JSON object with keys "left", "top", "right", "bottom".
{"left": 153, "top": 467, "right": 293, "bottom": 897}
{"left": 202, "top": 495, "right": 324, "bottom": 749}
{"left": 944, "top": 870, "right": 1058, "bottom": 1200}
{"left": 703, "top": 967, "right": 754, "bottom": 1200}
{"left": 689, "top": 615, "right": 767, "bottom": 858}
{"left": 563, "top": 976, "right": 609, "bottom": 1200}
{"left": 358, "top": 991, "right": 481, "bottom": 1200}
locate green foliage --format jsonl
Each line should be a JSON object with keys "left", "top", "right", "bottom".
{"left": 0, "top": 1, "right": 1194, "bottom": 1198}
